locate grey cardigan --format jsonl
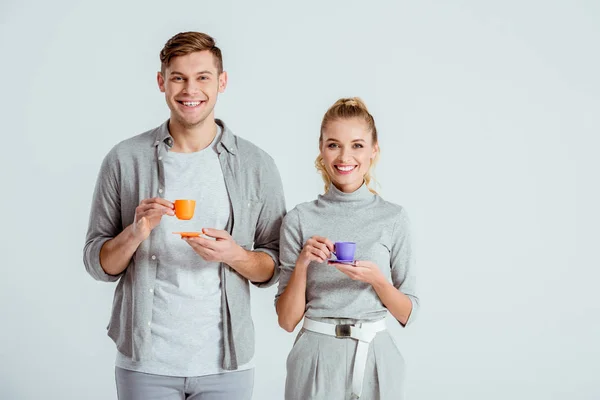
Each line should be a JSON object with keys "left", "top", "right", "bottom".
{"left": 83, "top": 119, "right": 286, "bottom": 369}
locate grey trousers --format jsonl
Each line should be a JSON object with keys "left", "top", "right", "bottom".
{"left": 115, "top": 367, "right": 254, "bottom": 400}
{"left": 285, "top": 328, "right": 406, "bottom": 400}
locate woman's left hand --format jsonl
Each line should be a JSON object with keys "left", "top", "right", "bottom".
{"left": 329, "top": 260, "right": 385, "bottom": 286}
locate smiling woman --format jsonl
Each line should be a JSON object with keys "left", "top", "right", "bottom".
{"left": 275, "top": 97, "right": 419, "bottom": 400}
{"left": 315, "top": 98, "right": 380, "bottom": 194}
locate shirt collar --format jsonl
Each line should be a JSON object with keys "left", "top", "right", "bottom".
{"left": 215, "top": 119, "right": 236, "bottom": 155}
{"left": 152, "top": 118, "right": 237, "bottom": 155}
{"left": 153, "top": 120, "right": 173, "bottom": 148}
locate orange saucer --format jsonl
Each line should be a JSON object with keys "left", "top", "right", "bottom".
{"left": 173, "top": 231, "right": 202, "bottom": 237}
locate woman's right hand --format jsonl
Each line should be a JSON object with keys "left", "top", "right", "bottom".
{"left": 297, "top": 236, "right": 334, "bottom": 268}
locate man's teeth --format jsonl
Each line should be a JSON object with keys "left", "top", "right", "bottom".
{"left": 182, "top": 101, "right": 201, "bottom": 106}
{"left": 336, "top": 166, "right": 355, "bottom": 171}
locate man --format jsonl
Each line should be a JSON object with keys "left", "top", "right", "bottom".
{"left": 84, "top": 31, "right": 286, "bottom": 399}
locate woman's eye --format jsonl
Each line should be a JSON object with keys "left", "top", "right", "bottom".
{"left": 353, "top": 143, "right": 364, "bottom": 148}
{"left": 328, "top": 143, "right": 339, "bottom": 148}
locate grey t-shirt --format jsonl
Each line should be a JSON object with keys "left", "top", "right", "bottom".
{"left": 276, "top": 183, "right": 419, "bottom": 325}
{"left": 117, "top": 126, "right": 252, "bottom": 376}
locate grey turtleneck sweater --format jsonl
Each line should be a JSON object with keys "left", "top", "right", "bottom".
{"left": 276, "top": 183, "right": 419, "bottom": 325}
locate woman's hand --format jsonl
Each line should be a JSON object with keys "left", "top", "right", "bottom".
{"left": 297, "top": 236, "right": 334, "bottom": 268}
{"left": 330, "top": 260, "right": 414, "bottom": 325}
{"left": 329, "top": 260, "right": 386, "bottom": 286}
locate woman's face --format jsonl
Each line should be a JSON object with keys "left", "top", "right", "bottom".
{"left": 320, "top": 118, "right": 379, "bottom": 193}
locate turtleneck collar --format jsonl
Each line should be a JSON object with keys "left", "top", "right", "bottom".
{"left": 320, "top": 181, "right": 375, "bottom": 204}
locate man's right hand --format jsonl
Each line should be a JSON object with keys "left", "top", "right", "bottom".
{"left": 132, "top": 197, "right": 175, "bottom": 241}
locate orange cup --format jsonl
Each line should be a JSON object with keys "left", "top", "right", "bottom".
{"left": 174, "top": 199, "right": 196, "bottom": 220}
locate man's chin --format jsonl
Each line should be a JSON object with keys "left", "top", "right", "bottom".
{"left": 173, "top": 114, "right": 210, "bottom": 129}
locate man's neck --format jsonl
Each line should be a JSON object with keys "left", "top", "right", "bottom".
{"left": 168, "top": 116, "right": 218, "bottom": 153}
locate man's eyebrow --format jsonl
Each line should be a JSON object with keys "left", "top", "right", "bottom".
{"left": 169, "top": 70, "right": 214, "bottom": 76}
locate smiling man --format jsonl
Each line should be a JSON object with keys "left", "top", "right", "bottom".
{"left": 84, "top": 32, "right": 286, "bottom": 400}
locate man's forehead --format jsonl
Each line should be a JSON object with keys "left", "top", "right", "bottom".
{"left": 166, "top": 52, "right": 218, "bottom": 73}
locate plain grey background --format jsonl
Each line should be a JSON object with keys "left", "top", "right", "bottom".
{"left": 1, "top": 0, "right": 599, "bottom": 399}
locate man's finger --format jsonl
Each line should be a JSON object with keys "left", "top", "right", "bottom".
{"left": 201, "top": 228, "right": 230, "bottom": 240}
{"left": 187, "top": 236, "right": 219, "bottom": 251}
{"left": 140, "top": 210, "right": 170, "bottom": 220}
{"left": 183, "top": 238, "right": 214, "bottom": 261}
{"left": 141, "top": 197, "right": 174, "bottom": 208}
{"left": 149, "top": 205, "right": 175, "bottom": 216}
{"left": 139, "top": 204, "right": 174, "bottom": 215}
{"left": 184, "top": 238, "right": 211, "bottom": 254}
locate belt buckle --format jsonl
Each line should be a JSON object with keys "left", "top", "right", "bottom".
{"left": 335, "top": 324, "right": 352, "bottom": 337}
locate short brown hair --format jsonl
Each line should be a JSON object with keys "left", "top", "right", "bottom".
{"left": 315, "top": 97, "right": 380, "bottom": 194}
{"left": 159, "top": 32, "right": 223, "bottom": 74}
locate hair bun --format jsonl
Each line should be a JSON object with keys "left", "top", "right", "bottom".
{"left": 340, "top": 97, "right": 368, "bottom": 111}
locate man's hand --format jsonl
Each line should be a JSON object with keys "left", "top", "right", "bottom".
{"left": 328, "top": 260, "right": 386, "bottom": 286}
{"left": 183, "top": 228, "right": 245, "bottom": 265}
{"left": 132, "top": 197, "right": 174, "bottom": 241}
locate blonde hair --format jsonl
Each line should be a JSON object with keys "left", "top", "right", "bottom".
{"left": 160, "top": 32, "right": 223, "bottom": 74}
{"left": 315, "top": 97, "right": 380, "bottom": 194}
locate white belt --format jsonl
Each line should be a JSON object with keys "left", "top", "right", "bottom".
{"left": 302, "top": 318, "right": 387, "bottom": 398}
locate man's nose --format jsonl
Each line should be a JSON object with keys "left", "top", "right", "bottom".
{"left": 183, "top": 81, "right": 200, "bottom": 96}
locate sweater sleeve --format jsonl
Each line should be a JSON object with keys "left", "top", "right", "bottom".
{"left": 390, "top": 207, "right": 419, "bottom": 327}
{"left": 274, "top": 208, "right": 302, "bottom": 307}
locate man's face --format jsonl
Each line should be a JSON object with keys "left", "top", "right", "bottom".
{"left": 157, "top": 51, "right": 227, "bottom": 129}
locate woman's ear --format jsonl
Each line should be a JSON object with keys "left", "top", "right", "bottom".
{"left": 371, "top": 142, "right": 380, "bottom": 159}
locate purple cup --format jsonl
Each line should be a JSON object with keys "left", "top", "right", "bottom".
{"left": 333, "top": 242, "right": 356, "bottom": 261}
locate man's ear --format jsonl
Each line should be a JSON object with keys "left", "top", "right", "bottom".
{"left": 157, "top": 71, "right": 166, "bottom": 93}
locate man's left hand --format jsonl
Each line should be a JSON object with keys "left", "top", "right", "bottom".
{"left": 183, "top": 228, "right": 245, "bottom": 265}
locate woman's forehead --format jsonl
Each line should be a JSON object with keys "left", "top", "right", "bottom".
{"left": 323, "top": 118, "right": 371, "bottom": 140}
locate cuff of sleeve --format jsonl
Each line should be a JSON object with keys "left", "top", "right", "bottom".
{"left": 84, "top": 238, "right": 122, "bottom": 282}
{"left": 399, "top": 295, "right": 419, "bottom": 328}
{"left": 250, "top": 248, "right": 280, "bottom": 288}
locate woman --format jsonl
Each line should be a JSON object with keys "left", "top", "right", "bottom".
{"left": 275, "top": 98, "right": 419, "bottom": 400}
